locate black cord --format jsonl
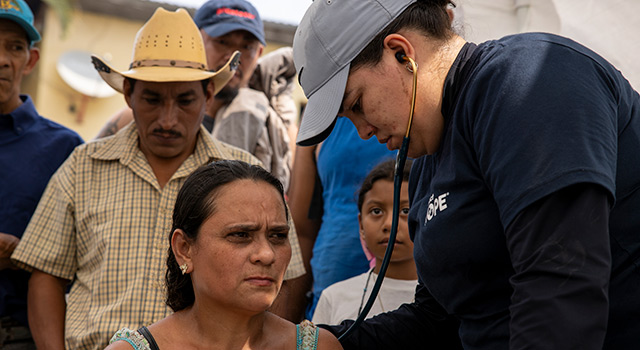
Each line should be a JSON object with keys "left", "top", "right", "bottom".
{"left": 338, "top": 56, "right": 417, "bottom": 341}
{"left": 357, "top": 267, "right": 376, "bottom": 317}
{"left": 338, "top": 136, "right": 410, "bottom": 341}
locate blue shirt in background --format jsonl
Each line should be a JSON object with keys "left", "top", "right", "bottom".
{"left": 0, "top": 95, "right": 83, "bottom": 326}
{"left": 307, "top": 117, "right": 395, "bottom": 319}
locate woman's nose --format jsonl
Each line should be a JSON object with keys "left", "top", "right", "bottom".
{"left": 348, "top": 116, "right": 375, "bottom": 140}
{"left": 251, "top": 238, "right": 276, "bottom": 265}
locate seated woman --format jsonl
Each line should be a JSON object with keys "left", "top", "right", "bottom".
{"left": 106, "top": 160, "right": 342, "bottom": 350}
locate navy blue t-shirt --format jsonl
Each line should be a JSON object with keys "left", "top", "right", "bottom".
{"left": 0, "top": 95, "right": 83, "bottom": 325}
{"left": 323, "top": 33, "right": 640, "bottom": 350}
{"left": 408, "top": 33, "right": 640, "bottom": 348}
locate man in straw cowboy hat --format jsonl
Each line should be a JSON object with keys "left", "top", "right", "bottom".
{"left": 96, "top": 0, "right": 295, "bottom": 193}
{"left": 11, "top": 7, "right": 303, "bottom": 350}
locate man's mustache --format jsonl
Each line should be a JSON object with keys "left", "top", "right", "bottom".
{"left": 152, "top": 128, "right": 182, "bottom": 138}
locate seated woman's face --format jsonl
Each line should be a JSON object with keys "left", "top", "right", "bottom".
{"left": 188, "top": 179, "right": 291, "bottom": 313}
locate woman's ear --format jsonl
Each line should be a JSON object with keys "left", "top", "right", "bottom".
{"left": 383, "top": 33, "right": 415, "bottom": 65}
{"left": 447, "top": 7, "right": 455, "bottom": 25}
{"left": 171, "top": 229, "right": 193, "bottom": 273}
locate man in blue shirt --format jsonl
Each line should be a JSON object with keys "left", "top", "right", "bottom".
{"left": 0, "top": 0, "right": 83, "bottom": 347}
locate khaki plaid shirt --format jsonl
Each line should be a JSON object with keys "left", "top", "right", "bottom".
{"left": 12, "top": 123, "right": 304, "bottom": 350}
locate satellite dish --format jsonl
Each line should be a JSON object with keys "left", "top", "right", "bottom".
{"left": 57, "top": 50, "right": 117, "bottom": 98}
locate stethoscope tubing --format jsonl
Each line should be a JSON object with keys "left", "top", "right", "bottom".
{"left": 339, "top": 56, "right": 417, "bottom": 341}
{"left": 339, "top": 137, "right": 410, "bottom": 341}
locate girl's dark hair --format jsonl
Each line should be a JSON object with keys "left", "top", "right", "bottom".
{"left": 357, "top": 158, "right": 413, "bottom": 212}
{"left": 165, "top": 160, "right": 288, "bottom": 312}
{"left": 351, "top": 0, "right": 455, "bottom": 71}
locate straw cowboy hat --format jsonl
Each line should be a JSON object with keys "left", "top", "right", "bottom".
{"left": 91, "top": 7, "right": 240, "bottom": 94}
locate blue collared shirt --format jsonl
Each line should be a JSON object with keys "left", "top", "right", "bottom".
{"left": 0, "top": 95, "right": 83, "bottom": 326}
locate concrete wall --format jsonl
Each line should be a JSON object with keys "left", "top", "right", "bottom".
{"left": 33, "top": 9, "right": 140, "bottom": 140}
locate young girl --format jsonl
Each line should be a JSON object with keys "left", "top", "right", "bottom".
{"left": 312, "top": 159, "right": 416, "bottom": 324}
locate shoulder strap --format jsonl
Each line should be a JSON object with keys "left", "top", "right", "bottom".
{"left": 137, "top": 326, "right": 160, "bottom": 350}
{"left": 296, "top": 320, "right": 319, "bottom": 350}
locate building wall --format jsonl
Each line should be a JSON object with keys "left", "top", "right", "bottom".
{"left": 35, "top": 9, "right": 140, "bottom": 140}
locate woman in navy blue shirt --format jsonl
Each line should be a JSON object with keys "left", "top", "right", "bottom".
{"left": 291, "top": 0, "right": 640, "bottom": 349}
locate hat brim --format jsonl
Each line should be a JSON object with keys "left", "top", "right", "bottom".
{"left": 296, "top": 64, "right": 349, "bottom": 146}
{"left": 0, "top": 13, "right": 40, "bottom": 44}
{"left": 202, "top": 22, "right": 266, "bottom": 46}
{"left": 91, "top": 51, "right": 240, "bottom": 95}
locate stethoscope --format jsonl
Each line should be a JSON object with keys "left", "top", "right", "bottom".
{"left": 339, "top": 53, "right": 418, "bottom": 341}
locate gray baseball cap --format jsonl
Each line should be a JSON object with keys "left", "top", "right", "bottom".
{"left": 293, "top": 0, "right": 415, "bottom": 146}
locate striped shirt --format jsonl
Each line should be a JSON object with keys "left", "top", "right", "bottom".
{"left": 12, "top": 123, "right": 304, "bottom": 350}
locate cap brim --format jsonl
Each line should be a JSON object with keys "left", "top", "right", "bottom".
{"left": 91, "top": 51, "right": 240, "bottom": 95}
{"left": 296, "top": 64, "right": 349, "bottom": 146}
{"left": 202, "top": 22, "right": 266, "bottom": 46}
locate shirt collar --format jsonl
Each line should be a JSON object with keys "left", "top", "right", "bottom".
{"left": 89, "top": 121, "right": 230, "bottom": 166}
{"left": 441, "top": 42, "right": 478, "bottom": 120}
{"left": 0, "top": 95, "right": 39, "bottom": 135}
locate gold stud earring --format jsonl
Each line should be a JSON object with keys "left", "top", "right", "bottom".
{"left": 179, "top": 263, "right": 188, "bottom": 275}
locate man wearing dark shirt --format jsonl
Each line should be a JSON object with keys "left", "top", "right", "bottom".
{"left": 0, "top": 0, "right": 83, "bottom": 347}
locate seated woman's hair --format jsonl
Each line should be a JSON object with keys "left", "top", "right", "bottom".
{"left": 165, "top": 160, "right": 287, "bottom": 312}
{"left": 357, "top": 158, "right": 413, "bottom": 212}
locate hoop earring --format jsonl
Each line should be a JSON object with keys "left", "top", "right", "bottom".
{"left": 179, "top": 263, "right": 188, "bottom": 275}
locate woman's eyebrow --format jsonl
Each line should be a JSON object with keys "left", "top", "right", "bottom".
{"left": 223, "top": 223, "right": 260, "bottom": 232}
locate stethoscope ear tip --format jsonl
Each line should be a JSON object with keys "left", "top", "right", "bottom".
{"left": 395, "top": 51, "right": 407, "bottom": 63}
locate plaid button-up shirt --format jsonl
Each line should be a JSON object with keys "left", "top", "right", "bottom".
{"left": 12, "top": 123, "right": 304, "bottom": 349}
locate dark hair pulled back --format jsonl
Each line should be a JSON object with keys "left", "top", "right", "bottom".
{"left": 351, "top": 0, "right": 456, "bottom": 70}
{"left": 165, "top": 160, "right": 288, "bottom": 312}
{"left": 357, "top": 158, "right": 413, "bottom": 212}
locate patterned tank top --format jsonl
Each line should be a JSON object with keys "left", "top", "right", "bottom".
{"left": 110, "top": 320, "right": 319, "bottom": 349}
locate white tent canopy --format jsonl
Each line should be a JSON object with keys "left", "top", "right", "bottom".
{"left": 455, "top": 0, "right": 640, "bottom": 90}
